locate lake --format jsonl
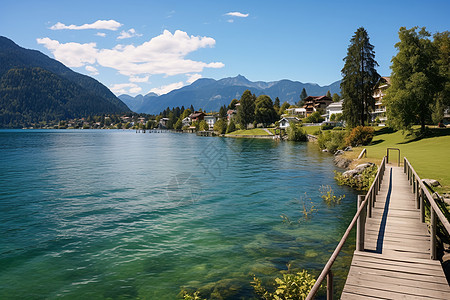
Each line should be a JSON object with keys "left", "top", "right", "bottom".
{"left": 0, "top": 130, "right": 359, "bottom": 299}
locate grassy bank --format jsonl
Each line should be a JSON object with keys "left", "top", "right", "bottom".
{"left": 226, "top": 128, "right": 270, "bottom": 136}
{"left": 344, "top": 127, "right": 450, "bottom": 193}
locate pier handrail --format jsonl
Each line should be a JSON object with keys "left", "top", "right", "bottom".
{"left": 306, "top": 156, "right": 386, "bottom": 299}
{"left": 403, "top": 157, "right": 450, "bottom": 259}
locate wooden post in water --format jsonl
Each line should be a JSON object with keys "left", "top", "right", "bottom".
{"left": 356, "top": 195, "right": 366, "bottom": 251}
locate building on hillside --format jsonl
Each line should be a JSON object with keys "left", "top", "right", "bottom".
{"left": 159, "top": 117, "right": 169, "bottom": 129}
{"left": 182, "top": 117, "right": 191, "bottom": 127}
{"left": 189, "top": 111, "right": 206, "bottom": 122}
{"left": 371, "top": 77, "right": 390, "bottom": 123}
{"left": 227, "top": 109, "right": 237, "bottom": 123}
{"left": 204, "top": 114, "right": 218, "bottom": 130}
{"left": 325, "top": 100, "right": 344, "bottom": 122}
{"left": 279, "top": 117, "right": 301, "bottom": 129}
{"left": 303, "top": 95, "right": 333, "bottom": 116}
{"left": 286, "top": 107, "right": 307, "bottom": 117}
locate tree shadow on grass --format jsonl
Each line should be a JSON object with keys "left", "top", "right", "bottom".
{"left": 374, "top": 127, "right": 396, "bottom": 136}
{"left": 399, "top": 127, "right": 450, "bottom": 144}
{"left": 369, "top": 139, "right": 384, "bottom": 145}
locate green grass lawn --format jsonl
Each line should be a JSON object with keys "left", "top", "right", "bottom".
{"left": 347, "top": 127, "right": 450, "bottom": 193}
{"left": 226, "top": 128, "right": 270, "bottom": 136}
{"left": 302, "top": 125, "right": 321, "bottom": 135}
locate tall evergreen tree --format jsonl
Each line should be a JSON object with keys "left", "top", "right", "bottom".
{"left": 341, "top": 27, "right": 380, "bottom": 127}
{"left": 326, "top": 90, "right": 331, "bottom": 98}
{"left": 298, "top": 88, "right": 308, "bottom": 106}
{"left": 384, "top": 27, "right": 440, "bottom": 132}
{"left": 237, "top": 90, "right": 256, "bottom": 129}
{"left": 431, "top": 31, "right": 450, "bottom": 124}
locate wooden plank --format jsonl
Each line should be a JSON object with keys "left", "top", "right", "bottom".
{"left": 351, "top": 258, "right": 445, "bottom": 276}
{"left": 345, "top": 275, "right": 449, "bottom": 298}
{"left": 346, "top": 268, "right": 450, "bottom": 292}
{"left": 342, "top": 283, "right": 443, "bottom": 300}
{"left": 352, "top": 252, "right": 444, "bottom": 272}
{"left": 347, "top": 265, "right": 449, "bottom": 285}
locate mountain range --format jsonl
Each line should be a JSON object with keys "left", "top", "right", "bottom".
{"left": 119, "top": 75, "right": 341, "bottom": 114}
{"left": 0, "top": 36, "right": 130, "bottom": 127}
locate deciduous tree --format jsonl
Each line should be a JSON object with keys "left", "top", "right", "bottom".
{"left": 384, "top": 27, "right": 439, "bottom": 132}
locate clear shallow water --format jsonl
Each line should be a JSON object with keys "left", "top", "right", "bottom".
{"left": 0, "top": 130, "right": 358, "bottom": 299}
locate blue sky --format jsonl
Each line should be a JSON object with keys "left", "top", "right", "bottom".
{"left": 1, "top": 0, "right": 449, "bottom": 96}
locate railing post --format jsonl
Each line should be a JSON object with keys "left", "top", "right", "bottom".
{"left": 431, "top": 208, "right": 437, "bottom": 260}
{"left": 327, "top": 270, "right": 333, "bottom": 300}
{"left": 416, "top": 182, "right": 420, "bottom": 209}
{"left": 420, "top": 188, "right": 425, "bottom": 223}
{"left": 412, "top": 174, "right": 416, "bottom": 193}
{"left": 368, "top": 190, "right": 373, "bottom": 218}
{"left": 403, "top": 158, "right": 406, "bottom": 173}
{"left": 356, "top": 195, "right": 366, "bottom": 251}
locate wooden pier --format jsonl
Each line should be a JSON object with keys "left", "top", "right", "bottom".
{"left": 307, "top": 154, "right": 450, "bottom": 299}
{"left": 341, "top": 165, "right": 450, "bottom": 299}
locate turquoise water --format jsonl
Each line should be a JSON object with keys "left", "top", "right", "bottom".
{"left": 0, "top": 130, "right": 358, "bottom": 299}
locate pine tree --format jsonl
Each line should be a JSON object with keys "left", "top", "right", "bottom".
{"left": 236, "top": 90, "right": 255, "bottom": 129}
{"left": 341, "top": 27, "right": 380, "bottom": 127}
{"left": 298, "top": 88, "right": 308, "bottom": 106}
{"left": 326, "top": 90, "right": 331, "bottom": 98}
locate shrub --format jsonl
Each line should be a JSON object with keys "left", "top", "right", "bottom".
{"left": 226, "top": 119, "right": 236, "bottom": 133}
{"left": 334, "top": 165, "right": 378, "bottom": 191}
{"left": 286, "top": 122, "right": 307, "bottom": 141}
{"left": 199, "top": 120, "right": 209, "bottom": 131}
{"left": 317, "top": 130, "right": 347, "bottom": 153}
{"left": 321, "top": 123, "right": 334, "bottom": 130}
{"left": 319, "top": 185, "right": 345, "bottom": 206}
{"left": 213, "top": 119, "right": 227, "bottom": 134}
{"left": 345, "top": 126, "right": 374, "bottom": 147}
{"left": 304, "top": 111, "right": 324, "bottom": 123}
{"left": 252, "top": 269, "right": 316, "bottom": 300}
{"left": 332, "top": 126, "right": 343, "bottom": 131}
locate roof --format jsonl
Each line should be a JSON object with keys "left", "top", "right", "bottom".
{"left": 189, "top": 111, "right": 206, "bottom": 118}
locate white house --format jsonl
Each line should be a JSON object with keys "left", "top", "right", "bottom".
{"left": 326, "top": 100, "right": 343, "bottom": 122}
{"left": 182, "top": 117, "right": 191, "bottom": 127}
{"left": 286, "top": 107, "right": 307, "bottom": 117}
{"left": 279, "top": 117, "right": 300, "bottom": 129}
{"left": 204, "top": 115, "right": 218, "bottom": 130}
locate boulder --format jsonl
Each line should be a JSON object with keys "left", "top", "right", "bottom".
{"left": 423, "top": 179, "right": 441, "bottom": 187}
{"left": 342, "top": 169, "right": 358, "bottom": 177}
{"left": 334, "top": 150, "right": 345, "bottom": 156}
{"left": 354, "top": 162, "right": 375, "bottom": 173}
{"left": 334, "top": 156, "right": 352, "bottom": 169}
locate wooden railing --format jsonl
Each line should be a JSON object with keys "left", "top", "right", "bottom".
{"left": 306, "top": 156, "right": 387, "bottom": 300}
{"left": 403, "top": 157, "right": 450, "bottom": 259}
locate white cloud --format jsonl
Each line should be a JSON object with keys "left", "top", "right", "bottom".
{"left": 225, "top": 12, "right": 249, "bottom": 18}
{"left": 129, "top": 75, "right": 149, "bottom": 83}
{"left": 227, "top": 19, "right": 234, "bottom": 23}
{"left": 117, "top": 28, "right": 142, "bottom": 40}
{"left": 110, "top": 83, "right": 142, "bottom": 95}
{"left": 50, "top": 20, "right": 122, "bottom": 31}
{"left": 38, "top": 30, "right": 224, "bottom": 76}
{"left": 36, "top": 37, "right": 97, "bottom": 67}
{"left": 186, "top": 73, "right": 202, "bottom": 84}
{"left": 85, "top": 65, "right": 99, "bottom": 75}
{"left": 96, "top": 32, "right": 106, "bottom": 37}
{"left": 150, "top": 81, "right": 184, "bottom": 95}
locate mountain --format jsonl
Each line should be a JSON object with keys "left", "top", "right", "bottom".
{"left": 119, "top": 75, "right": 341, "bottom": 114}
{"left": 0, "top": 36, "right": 130, "bottom": 127}
{"left": 119, "top": 92, "right": 158, "bottom": 112}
